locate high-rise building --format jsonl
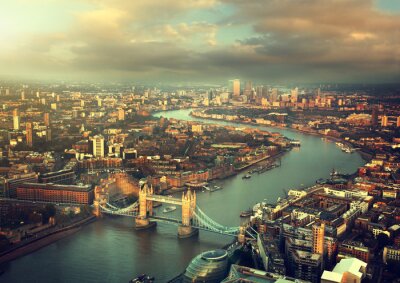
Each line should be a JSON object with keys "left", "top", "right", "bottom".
{"left": 92, "top": 135, "right": 105, "bottom": 158}
{"left": 270, "top": 88, "right": 278, "bottom": 102}
{"left": 230, "top": 79, "right": 241, "bottom": 97}
{"left": 21, "top": 91, "right": 25, "bottom": 100}
{"left": 396, "top": 116, "right": 400, "bottom": 128}
{"left": 381, "top": 115, "right": 388, "bottom": 127}
{"left": 312, "top": 223, "right": 325, "bottom": 255}
{"left": 291, "top": 87, "right": 299, "bottom": 103}
{"left": 13, "top": 109, "right": 20, "bottom": 130}
{"left": 44, "top": 113, "right": 50, "bottom": 127}
{"left": 255, "top": 86, "right": 264, "bottom": 98}
{"left": 26, "top": 122, "right": 33, "bottom": 147}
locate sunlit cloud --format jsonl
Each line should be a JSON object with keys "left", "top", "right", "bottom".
{"left": 0, "top": 0, "right": 399, "bottom": 83}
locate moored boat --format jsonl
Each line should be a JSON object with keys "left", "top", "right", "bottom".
{"left": 240, "top": 209, "right": 253, "bottom": 217}
{"left": 163, "top": 206, "right": 177, "bottom": 213}
{"left": 242, "top": 174, "right": 251, "bottom": 179}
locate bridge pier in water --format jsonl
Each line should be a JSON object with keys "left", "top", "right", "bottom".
{"left": 178, "top": 190, "right": 198, "bottom": 238}
{"left": 135, "top": 184, "right": 157, "bottom": 230}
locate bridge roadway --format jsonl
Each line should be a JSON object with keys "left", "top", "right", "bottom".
{"left": 99, "top": 201, "right": 240, "bottom": 237}
{"left": 146, "top": 195, "right": 183, "bottom": 205}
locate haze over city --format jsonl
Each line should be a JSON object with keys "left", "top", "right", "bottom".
{"left": 1, "top": 0, "right": 400, "bottom": 83}
{"left": 1, "top": 1, "right": 400, "bottom": 283}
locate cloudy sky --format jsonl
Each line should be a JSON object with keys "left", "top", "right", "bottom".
{"left": 0, "top": 0, "right": 399, "bottom": 83}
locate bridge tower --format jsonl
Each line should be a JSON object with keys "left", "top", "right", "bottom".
{"left": 178, "top": 190, "right": 198, "bottom": 238}
{"left": 135, "top": 184, "right": 156, "bottom": 229}
{"left": 93, "top": 200, "right": 102, "bottom": 217}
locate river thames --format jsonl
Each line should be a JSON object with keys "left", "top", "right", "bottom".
{"left": 0, "top": 109, "right": 365, "bottom": 283}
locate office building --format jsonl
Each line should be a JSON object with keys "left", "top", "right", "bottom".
{"left": 44, "top": 112, "right": 50, "bottom": 126}
{"left": 26, "top": 122, "right": 33, "bottom": 147}
{"left": 92, "top": 135, "right": 105, "bottom": 158}
{"left": 292, "top": 250, "right": 322, "bottom": 283}
{"left": 230, "top": 79, "right": 241, "bottom": 97}
{"left": 16, "top": 183, "right": 94, "bottom": 205}
{"left": 13, "top": 109, "right": 20, "bottom": 130}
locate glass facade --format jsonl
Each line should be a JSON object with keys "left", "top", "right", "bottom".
{"left": 183, "top": 249, "right": 229, "bottom": 283}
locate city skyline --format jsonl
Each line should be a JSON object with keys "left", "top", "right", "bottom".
{"left": 0, "top": 0, "right": 399, "bottom": 83}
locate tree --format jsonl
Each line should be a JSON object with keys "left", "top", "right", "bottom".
{"left": 377, "top": 233, "right": 390, "bottom": 250}
{"left": 41, "top": 204, "right": 56, "bottom": 223}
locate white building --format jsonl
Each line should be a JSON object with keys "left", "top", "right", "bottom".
{"left": 321, "top": 258, "right": 367, "bottom": 283}
{"left": 92, "top": 135, "right": 105, "bottom": 158}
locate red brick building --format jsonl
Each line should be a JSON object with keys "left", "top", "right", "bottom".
{"left": 16, "top": 183, "right": 94, "bottom": 205}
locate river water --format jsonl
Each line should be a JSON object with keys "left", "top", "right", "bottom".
{"left": 0, "top": 109, "right": 365, "bottom": 283}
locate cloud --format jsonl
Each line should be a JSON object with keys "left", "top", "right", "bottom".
{"left": 0, "top": 0, "right": 399, "bottom": 83}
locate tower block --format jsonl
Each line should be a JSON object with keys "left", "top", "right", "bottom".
{"left": 135, "top": 184, "right": 156, "bottom": 229}
{"left": 178, "top": 190, "right": 198, "bottom": 238}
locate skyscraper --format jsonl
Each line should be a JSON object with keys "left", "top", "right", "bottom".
{"left": 13, "top": 109, "right": 20, "bottom": 130}
{"left": 44, "top": 113, "right": 50, "bottom": 127}
{"left": 92, "top": 135, "right": 105, "bottom": 158}
{"left": 230, "top": 79, "right": 241, "bottom": 97}
{"left": 26, "top": 122, "right": 33, "bottom": 147}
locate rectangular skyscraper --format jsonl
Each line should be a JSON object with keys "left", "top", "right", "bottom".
{"left": 13, "top": 109, "right": 20, "bottom": 130}
{"left": 26, "top": 122, "right": 33, "bottom": 147}
{"left": 92, "top": 135, "right": 105, "bottom": 158}
{"left": 229, "top": 79, "right": 241, "bottom": 97}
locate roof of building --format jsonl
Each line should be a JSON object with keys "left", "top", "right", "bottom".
{"left": 333, "top": 257, "right": 367, "bottom": 277}
{"left": 222, "top": 265, "right": 305, "bottom": 283}
{"left": 321, "top": 270, "right": 342, "bottom": 283}
{"left": 321, "top": 257, "right": 367, "bottom": 282}
{"left": 19, "top": 182, "right": 93, "bottom": 192}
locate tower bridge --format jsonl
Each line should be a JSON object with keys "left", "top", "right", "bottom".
{"left": 95, "top": 184, "right": 244, "bottom": 238}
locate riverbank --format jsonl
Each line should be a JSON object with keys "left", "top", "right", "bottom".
{"left": 190, "top": 111, "right": 372, "bottom": 163}
{"left": 0, "top": 215, "right": 97, "bottom": 265}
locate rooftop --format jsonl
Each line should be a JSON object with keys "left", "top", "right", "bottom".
{"left": 19, "top": 182, "right": 93, "bottom": 192}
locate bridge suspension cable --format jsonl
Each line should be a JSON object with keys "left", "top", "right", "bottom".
{"left": 192, "top": 206, "right": 240, "bottom": 235}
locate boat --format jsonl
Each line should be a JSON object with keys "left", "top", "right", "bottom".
{"left": 330, "top": 168, "right": 339, "bottom": 177}
{"left": 203, "top": 185, "right": 211, "bottom": 191}
{"left": 130, "top": 274, "right": 155, "bottom": 283}
{"left": 210, "top": 185, "right": 222, "bottom": 192}
{"left": 163, "top": 206, "right": 177, "bottom": 213}
{"left": 290, "top": 139, "right": 301, "bottom": 146}
{"left": 242, "top": 174, "right": 251, "bottom": 179}
{"left": 240, "top": 210, "right": 253, "bottom": 217}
